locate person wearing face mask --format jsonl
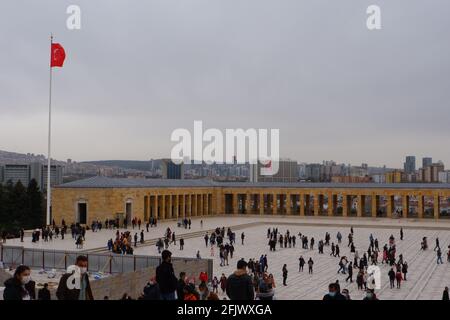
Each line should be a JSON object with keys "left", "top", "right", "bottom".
{"left": 322, "top": 283, "right": 346, "bottom": 300}
{"left": 3, "top": 265, "right": 36, "bottom": 300}
{"left": 56, "top": 255, "right": 94, "bottom": 300}
{"left": 363, "top": 289, "right": 378, "bottom": 300}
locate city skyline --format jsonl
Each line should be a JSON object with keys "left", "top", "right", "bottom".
{"left": 1, "top": 1, "right": 450, "bottom": 167}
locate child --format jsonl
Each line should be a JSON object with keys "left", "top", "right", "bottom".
{"left": 212, "top": 276, "right": 219, "bottom": 293}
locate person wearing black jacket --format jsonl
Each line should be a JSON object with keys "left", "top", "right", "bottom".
{"left": 443, "top": 287, "right": 449, "bottom": 301}
{"left": 3, "top": 265, "right": 36, "bottom": 300}
{"left": 56, "top": 255, "right": 94, "bottom": 300}
{"left": 38, "top": 283, "right": 51, "bottom": 300}
{"left": 226, "top": 259, "right": 254, "bottom": 300}
{"left": 322, "top": 283, "right": 346, "bottom": 300}
{"left": 156, "top": 250, "right": 178, "bottom": 300}
{"left": 177, "top": 272, "right": 187, "bottom": 301}
{"left": 143, "top": 277, "right": 161, "bottom": 300}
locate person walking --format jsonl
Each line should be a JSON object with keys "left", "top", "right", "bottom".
{"left": 308, "top": 258, "right": 314, "bottom": 274}
{"left": 179, "top": 238, "right": 184, "bottom": 250}
{"left": 345, "top": 262, "right": 353, "bottom": 282}
{"left": 282, "top": 264, "right": 288, "bottom": 286}
{"left": 226, "top": 260, "right": 254, "bottom": 300}
{"left": 437, "top": 247, "right": 444, "bottom": 264}
{"left": 388, "top": 268, "right": 396, "bottom": 289}
{"left": 434, "top": 237, "right": 440, "bottom": 251}
{"left": 220, "top": 273, "right": 227, "bottom": 294}
{"left": 155, "top": 250, "right": 178, "bottom": 300}
{"left": 402, "top": 262, "right": 408, "bottom": 280}
{"left": 299, "top": 256, "right": 305, "bottom": 272}
{"left": 395, "top": 270, "right": 403, "bottom": 289}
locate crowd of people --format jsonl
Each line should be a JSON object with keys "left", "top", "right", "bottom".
{"left": 3, "top": 216, "right": 450, "bottom": 301}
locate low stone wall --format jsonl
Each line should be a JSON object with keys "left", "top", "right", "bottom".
{"left": 45, "top": 257, "right": 212, "bottom": 300}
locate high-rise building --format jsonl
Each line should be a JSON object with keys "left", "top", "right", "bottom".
{"left": 161, "top": 159, "right": 184, "bottom": 179}
{"left": 422, "top": 157, "right": 432, "bottom": 168}
{"left": 403, "top": 156, "right": 416, "bottom": 174}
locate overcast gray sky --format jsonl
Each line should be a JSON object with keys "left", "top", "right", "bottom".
{"left": 1, "top": 0, "right": 449, "bottom": 167}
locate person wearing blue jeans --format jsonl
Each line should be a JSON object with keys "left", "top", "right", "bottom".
{"left": 437, "top": 248, "right": 443, "bottom": 264}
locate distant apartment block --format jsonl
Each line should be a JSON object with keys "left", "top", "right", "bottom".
{"left": 0, "top": 162, "right": 63, "bottom": 190}
{"left": 250, "top": 159, "right": 298, "bottom": 183}
{"left": 160, "top": 159, "right": 184, "bottom": 179}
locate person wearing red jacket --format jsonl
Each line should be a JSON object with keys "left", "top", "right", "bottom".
{"left": 199, "top": 271, "right": 208, "bottom": 283}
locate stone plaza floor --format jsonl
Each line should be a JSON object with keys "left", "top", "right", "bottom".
{"left": 2, "top": 216, "right": 450, "bottom": 300}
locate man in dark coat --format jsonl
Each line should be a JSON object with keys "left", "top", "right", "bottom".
{"left": 56, "top": 255, "right": 94, "bottom": 300}
{"left": 155, "top": 250, "right": 178, "bottom": 300}
{"left": 143, "top": 277, "right": 161, "bottom": 300}
{"left": 322, "top": 283, "right": 346, "bottom": 300}
{"left": 443, "top": 287, "right": 449, "bottom": 301}
{"left": 226, "top": 259, "right": 254, "bottom": 300}
{"left": 177, "top": 272, "right": 187, "bottom": 301}
{"left": 38, "top": 283, "right": 51, "bottom": 300}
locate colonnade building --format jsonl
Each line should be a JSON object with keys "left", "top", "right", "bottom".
{"left": 52, "top": 176, "right": 450, "bottom": 225}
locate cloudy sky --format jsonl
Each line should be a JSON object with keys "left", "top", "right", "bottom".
{"left": 1, "top": 0, "right": 449, "bottom": 167}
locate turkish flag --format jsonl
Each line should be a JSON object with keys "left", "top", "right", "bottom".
{"left": 50, "top": 43, "right": 66, "bottom": 67}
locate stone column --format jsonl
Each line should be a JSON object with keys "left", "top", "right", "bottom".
{"left": 402, "top": 195, "right": 409, "bottom": 218}
{"left": 152, "top": 194, "right": 159, "bottom": 218}
{"left": 318, "top": 194, "right": 324, "bottom": 215}
{"left": 167, "top": 194, "right": 173, "bottom": 219}
{"left": 386, "top": 195, "right": 394, "bottom": 218}
{"left": 327, "top": 192, "right": 333, "bottom": 216}
{"left": 272, "top": 194, "right": 277, "bottom": 215}
{"left": 174, "top": 194, "right": 179, "bottom": 219}
{"left": 199, "top": 193, "right": 204, "bottom": 216}
{"left": 342, "top": 195, "right": 348, "bottom": 217}
{"left": 313, "top": 193, "right": 319, "bottom": 216}
{"left": 371, "top": 195, "right": 379, "bottom": 218}
{"left": 305, "top": 194, "right": 310, "bottom": 215}
{"left": 286, "top": 193, "right": 292, "bottom": 215}
{"left": 205, "top": 194, "right": 209, "bottom": 216}
{"left": 180, "top": 194, "right": 185, "bottom": 218}
{"left": 161, "top": 194, "right": 166, "bottom": 220}
{"left": 245, "top": 193, "right": 250, "bottom": 214}
{"left": 300, "top": 194, "right": 305, "bottom": 216}
{"left": 232, "top": 193, "right": 238, "bottom": 215}
{"left": 259, "top": 193, "right": 264, "bottom": 215}
{"left": 417, "top": 195, "right": 424, "bottom": 219}
{"left": 434, "top": 194, "right": 440, "bottom": 219}
{"left": 192, "top": 194, "right": 196, "bottom": 217}
{"left": 332, "top": 194, "right": 338, "bottom": 216}
{"left": 357, "top": 195, "right": 363, "bottom": 217}
{"left": 187, "top": 194, "right": 192, "bottom": 217}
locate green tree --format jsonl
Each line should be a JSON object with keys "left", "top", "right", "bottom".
{"left": 27, "top": 179, "right": 45, "bottom": 228}
{"left": 10, "top": 180, "right": 29, "bottom": 230}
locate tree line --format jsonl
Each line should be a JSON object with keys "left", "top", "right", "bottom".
{"left": 0, "top": 179, "right": 45, "bottom": 234}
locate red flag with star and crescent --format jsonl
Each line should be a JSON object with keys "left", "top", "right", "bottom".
{"left": 50, "top": 43, "right": 66, "bottom": 67}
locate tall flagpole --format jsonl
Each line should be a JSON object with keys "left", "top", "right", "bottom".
{"left": 46, "top": 33, "right": 53, "bottom": 226}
